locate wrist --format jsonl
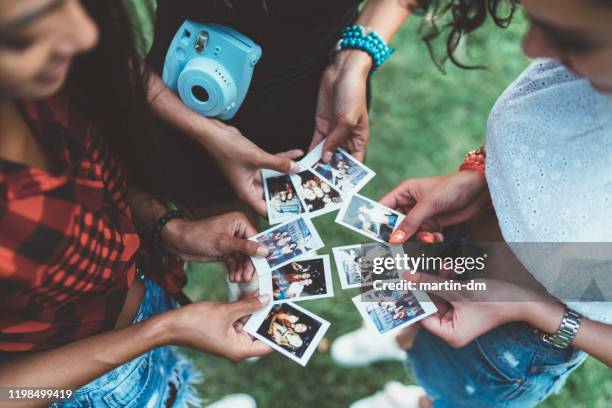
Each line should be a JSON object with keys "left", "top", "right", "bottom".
{"left": 160, "top": 218, "right": 189, "bottom": 253}
{"left": 140, "top": 312, "right": 174, "bottom": 348}
{"left": 331, "top": 49, "right": 373, "bottom": 78}
{"left": 521, "top": 300, "right": 566, "bottom": 334}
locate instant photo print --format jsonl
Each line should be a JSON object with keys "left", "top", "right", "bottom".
{"left": 262, "top": 169, "right": 305, "bottom": 224}
{"left": 299, "top": 142, "right": 376, "bottom": 196}
{"left": 259, "top": 255, "right": 334, "bottom": 303}
{"left": 332, "top": 243, "right": 402, "bottom": 289}
{"left": 352, "top": 287, "right": 437, "bottom": 336}
{"left": 250, "top": 217, "right": 324, "bottom": 275}
{"left": 244, "top": 302, "right": 330, "bottom": 366}
{"left": 335, "top": 194, "right": 405, "bottom": 243}
{"left": 290, "top": 169, "right": 343, "bottom": 217}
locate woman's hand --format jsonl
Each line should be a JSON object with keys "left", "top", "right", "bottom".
{"left": 309, "top": 50, "right": 371, "bottom": 162}
{"left": 404, "top": 272, "right": 542, "bottom": 348}
{"left": 162, "top": 212, "right": 266, "bottom": 283}
{"left": 380, "top": 171, "right": 490, "bottom": 243}
{"left": 208, "top": 120, "right": 303, "bottom": 216}
{"left": 162, "top": 295, "right": 273, "bottom": 361}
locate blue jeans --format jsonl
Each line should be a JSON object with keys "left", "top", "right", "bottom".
{"left": 406, "top": 321, "right": 587, "bottom": 407}
{"left": 52, "top": 278, "right": 202, "bottom": 408}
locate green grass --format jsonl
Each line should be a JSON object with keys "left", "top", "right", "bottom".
{"left": 128, "top": 3, "right": 612, "bottom": 406}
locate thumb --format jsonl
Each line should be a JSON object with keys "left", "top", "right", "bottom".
{"left": 219, "top": 235, "right": 269, "bottom": 258}
{"left": 389, "top": 200, "right": 439, "bottom": 244}
{"left": 257, "top": 151, "right": 301, "bottom": 174}
{"left": 403, "top": 271, "right": 463, "bottom": 303}
{"left": 321, "top": 122, "right": 350, "bottom": 163}
{"left": 227, "top": 294, "right": 271, "bottom": 321}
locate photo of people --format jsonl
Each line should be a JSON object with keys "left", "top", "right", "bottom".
{"left": 311, "top": 148, "right": 375, "bottom": 194}
{"left": 263, "top": 170, "right": 305, "bottom": 224}
{"left": 291, "top": 170, "right": 343, "bottom": 216}
{"left": 250, "top": 217, "right": 324, "bottom": 273}
{"left": 261, "top": 255, "right": 333, "bottom": 302}
{"left": 352, "top": 288, "right": 437, "bottom": 336}
{"left": 244, "top": 303, "right": 330, "bottom": 366}
{"left": 336, "top": 194, "right": 405, "bottom": 243}
{"left": 332, "top": 244, "right": 399, "bottom": 289}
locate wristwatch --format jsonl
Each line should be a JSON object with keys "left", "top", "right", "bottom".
{"left": 541, "top": 308, "right": 582, "bottom": 349}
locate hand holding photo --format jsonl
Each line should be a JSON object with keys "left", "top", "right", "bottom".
{"left": 335, "top": 194, "right": 405, "bottom": 243}
{"left": 262, "top": 169, "right": 305, "bottom": 224}
{"left": 352, "top": 288, "right": 437, "bottom": 336}
{"left": 244, "top": 302, "right": 330, "bottom": 366}
{"left": 259, "top": 255, "right": 334, "bottom": 302}
{"left": 250, "top": 217, "right": 324, "bottom": 275}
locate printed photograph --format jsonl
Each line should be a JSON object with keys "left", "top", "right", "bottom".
{"left": 250, "top": 217, "right": 324, "bottom": 273}
{"left": 244, "top": 303, "right": 330, "bottom": 366}
{"left": 332, "top": 244, "right": 399, "bottom": 289}
{"left": 336, "top": 194, "right": 405, "bottom": 243}
{"left": 311, "top": 148, "right": 375, "bottom": 194}
{"left": 259, "top": 255, "right": 333, "bottom": 302}
{"left": 352, "top": 288, "right": 437, "bottom": 335}
{"left": 263, "top": 170, "right": 305, "bottom": 224}
{"left": 291, "top": 170, "right": 343, "bottom": 216}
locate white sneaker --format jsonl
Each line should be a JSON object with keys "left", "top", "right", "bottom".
{"left": 204, "top": 394, "right": 257, "bottom": 408}
{"left": 349, "top": 382, "right": 426, "bottom": 408}
{"left": 331, "top": 324, "right": 406, "bottom": 367}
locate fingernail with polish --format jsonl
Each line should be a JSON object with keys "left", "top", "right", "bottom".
{"left": 421, "top": 235, "right": 435, "bottom": 244}
{"left": 323, "top": 151, "right": 333, "bottom": 163}
{"left": 258, "top": 294, "right": 270, "bottom": 304}
{"left": 389, "top": 230, "right": 408, "bottom": 244}
{"left": 256, "top": 246, "right": 269, "bottom": 257}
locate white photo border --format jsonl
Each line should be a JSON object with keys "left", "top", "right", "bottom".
{"left": 351, "top": 289, "right": 437, "bottom": 336}
{"left": 335, "top": 193, "right": 406, "bottom": 244}
{"left": 259, "top": 255, "right": 334, "bottom": 303}
{"left": 244, "top": 302, "right": 331, "bottom": 366}
{"left": 250, "top": 216, "right": 325, "bottom": 276}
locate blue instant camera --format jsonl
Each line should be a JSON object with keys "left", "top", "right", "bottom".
{"left": 162, "top": 21, "right": 262, "bottom": 120}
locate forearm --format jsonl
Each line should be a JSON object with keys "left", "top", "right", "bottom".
{"left": 127, "top": 186, "right": 171, "bottom": 236}
{"left": 332, "top": 0, "right": 414, "bottom": 77}
{"left": 357, "top": 0, "right": 414, "bottom": 41}
{"left": 146, "top": 69, "right": 228, "bottom": 157}
{"left": 522, "top": 301, "right": 612, "bottom": 367}
{"left": 0, "top": 316, "right": 169, "bottom": 407}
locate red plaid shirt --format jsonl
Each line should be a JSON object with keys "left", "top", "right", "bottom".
{"left": 0, "top": 95, "right": 185, "bottom": 353}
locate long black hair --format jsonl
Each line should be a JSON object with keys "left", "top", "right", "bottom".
{"left": 65, "top": 0, "right": 172, "bottom": 202}
{"left": 412, "top": 0, "right": 519, "bottom": 69}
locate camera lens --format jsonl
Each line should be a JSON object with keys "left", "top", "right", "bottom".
{"left": 192, "top": 86, "right": 209, "bottom": 103}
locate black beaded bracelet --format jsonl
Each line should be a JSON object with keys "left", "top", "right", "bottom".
{"left": 151, "top": 209, "right": 184, "bottom": 248}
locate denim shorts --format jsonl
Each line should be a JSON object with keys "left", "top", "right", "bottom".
{"left": 406, "top": 322, "right": 587, "bottom": 407}
{"left": 404, "top": 224, "right": 588, "bottom": 407}
{"left": 52, "top": 278, "right": 202, "bottom": 408}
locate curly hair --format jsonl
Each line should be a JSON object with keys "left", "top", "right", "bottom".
{"left": 412, "top": 0, "right": 519, "bottom": 69}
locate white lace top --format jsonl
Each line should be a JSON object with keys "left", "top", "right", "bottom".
{"left": 486, "top": 59, "right": 612, "bottom": 324}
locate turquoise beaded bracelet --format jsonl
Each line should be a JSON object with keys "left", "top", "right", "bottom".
{"left": 334, "top": 25, "right": 395, "bottom": 74}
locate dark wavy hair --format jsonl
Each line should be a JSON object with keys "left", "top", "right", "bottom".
{"left": 412, "top": 0, "right": 519, "bottom": 69}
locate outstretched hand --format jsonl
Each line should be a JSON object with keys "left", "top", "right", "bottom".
{"left": 380, "top": 171, "right": 490, "bottom": 244}
{"left": 403, "top": 271, "right": 537, "bottom": 348}
{"left": 309, "top": 51, "right": 370, "bottom": 163}
{"left": 166, "top": 294, "right": 273, "bottom": 361}
{"left": 209, "top": 119, "right": 303, "bottom": 216}
{"left": 162, "top": 212, "right": 266, "bottom": 283}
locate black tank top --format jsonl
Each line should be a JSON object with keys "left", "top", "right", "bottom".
{"left": 148, "top": 0, "right": 363, "bottom": 92}
{"left": 146, "top": 0, "right": 365, "bottom": 208}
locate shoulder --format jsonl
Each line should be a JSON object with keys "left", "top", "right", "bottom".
{"left": 487, "top": 59, "right": 609, "bottom": 140}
